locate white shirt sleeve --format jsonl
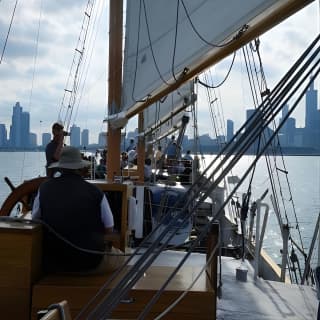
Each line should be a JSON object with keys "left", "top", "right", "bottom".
{"left": 31, "top": 191, "right": 41, "bottom": 219}
{"left": 101, "top": 195, "right": 114, "bottom": 229}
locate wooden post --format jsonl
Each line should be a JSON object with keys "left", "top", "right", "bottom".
{"left": 107, "top": 0, "right": 123, "bottom": 182}
{"left": 137, "top": 112, "right": 145, "bottom": 184}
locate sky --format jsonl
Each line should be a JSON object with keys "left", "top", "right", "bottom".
{"left": 0, "top": 0, "right": 319, "bottom": 144}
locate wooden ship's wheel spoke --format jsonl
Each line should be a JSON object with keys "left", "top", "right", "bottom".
{"left": 0, "top": 177, "right": 48, "bottom": 216}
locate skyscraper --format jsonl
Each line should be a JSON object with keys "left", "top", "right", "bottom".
{"left": 98, "top": 132, "right": 107, "bottom": 147}
{"left": 305, "top": 79, "right": 318, "bottom": 130}
{"left": 81, "top": 129, "right": 89, "bottom": 148}
{"left": 21, "top": 111, "right": 30, "bottom": 148}
{"left": 226, "top": 119, "right": 234, "bottom": 142}
{"left": 9, "top": 102, "right": 31, "bottom": 148}
{"left": 9, "top": 102, "right": 22, "bottom": 148}
{"left": 42, "top": 133, "right": 51, "bottom": 147}
{"left": 0, "top": 124, "right": 7, "bottom": 147}
{"left": 29, "top": 133, "right": 37, "bottom": 147}
{"left": 304, "top": 79, "right": 320, "bottom": 148}
{"left": 70, "top": 124, "right": 81, "bottom": 147}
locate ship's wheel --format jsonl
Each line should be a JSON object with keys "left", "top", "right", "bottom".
{"left": 0, "top": 177, "right": 48, "bottom": 216}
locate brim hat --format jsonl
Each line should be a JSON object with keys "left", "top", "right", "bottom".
{"left": 49, "top": 146, "right": 91, "bottom": 169}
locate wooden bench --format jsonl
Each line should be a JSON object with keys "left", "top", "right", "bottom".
{"left": 32, "top": 264, "right": 215, "bottom": 319}
{"left": 32, "top": 225, "right": 219, "bottom": 319}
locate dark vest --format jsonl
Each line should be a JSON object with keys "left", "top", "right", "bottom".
{"left": 39, "top": 172, "right": 105, "bottom": 272}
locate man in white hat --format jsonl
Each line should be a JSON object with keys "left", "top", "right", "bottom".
{"left": 32, "top": 146, "right": 121, "bottom": 273}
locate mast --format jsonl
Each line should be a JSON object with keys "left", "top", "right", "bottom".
{"left": 106, "top": 0, "right": 123, "bottom": 182}
{"left": 137, "top": 112, "right": 145, "bottom": 184}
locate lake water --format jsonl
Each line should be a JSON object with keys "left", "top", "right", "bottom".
{"left": 0, "top": 151, "right": 319, "bottom": 267}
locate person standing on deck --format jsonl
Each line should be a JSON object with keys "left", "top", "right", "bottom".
{"left": 165, "top": 136, "right": 176, "bottom": 159}
{"left": 32, "top": 146, "right": 123, "bottom": 273}
{"left": 126, "top": 138, "right": 136, "bottom": 152}
{"left": 166, "top": 135, "right": 179, "bottom": 174}
{"left": 45, "top": 122, "right": 65, "bottom": 177}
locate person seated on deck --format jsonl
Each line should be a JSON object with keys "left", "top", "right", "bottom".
{"left": 144, "top": 158, "right": 153, "bottom": 182}
{"left": 120, "top": 151, "right": 128, "bottom": 170}
{"left": 182, "top": 150, "right": 193, "bottom": 162}
{"left": 165, "top": 136, "right": 179, "bottom": 174}
{"left": 32, "top": 146, "right": 123, "bottom": 274}
{"left": 127, "top": 147, "right": 137, "bottom": 167}
{"left": 154, "top": 145, "right": 163, "bottom": 170}
{"left": 95, "top": 158, "right": 106, "bottom": 179}
{"left": 179, "top": 150, "right": 193, "bottom": 184}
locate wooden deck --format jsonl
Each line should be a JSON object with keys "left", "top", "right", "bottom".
{"left": 217, "top": 256, "right": 318, "bottom": 319}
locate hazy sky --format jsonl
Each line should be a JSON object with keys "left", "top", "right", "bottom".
{"left": 0, "top": 1, "right": 319, "bottom": 144}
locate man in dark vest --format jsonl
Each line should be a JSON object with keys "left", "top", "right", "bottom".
{"left": 32, "top": 146, "right": 121, "bottom": 273}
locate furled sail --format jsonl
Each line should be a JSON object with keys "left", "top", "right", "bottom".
{"left": 121, "top": 0, "right": 313, "bottom": 119}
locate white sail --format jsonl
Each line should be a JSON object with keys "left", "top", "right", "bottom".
{"left": 144, "top": 111, "right": 188, "bottom": 143}
{"left": 122, "top": 0, "right": 312, "bottom": 117}
{"left": 143, "top": 81, "right": 194, "bottom": 132}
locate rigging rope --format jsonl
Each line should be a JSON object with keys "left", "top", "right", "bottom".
{"left": 131, "top": 0, "right": 148, "bottom": 103}
{"left": 81, "top": 36, "right": 320, "bottom": 319}
{"left": 58, "top": 0, "right": 96, "bottom": 132}
{"left": 72, "top": 0, "right": 104, "bottom": 127}
{"left": 199, "top": 69, "right": 240, "bottom": 221}
{"left": 244, "top": 38, "right": 307, "bottom": 268}
{"left": 142, "top": 0, "right": 170, "bottom": 86}
{"left": 0, "top": 0, "right": 18, "bottom": 65}
{"left": 180, "top": 0, "right": 248, "bottom": 48}
{"left": 19, "top": 0, "right": 44, "bottom": 183}
{"left": 152, "top": 238, "right": 220, "bottom": 319}
{"left": 171, "top": 0, "right": 180, "bottom": 81}
{"left": 198, "top": 52, "right": 236, "bottom": 89}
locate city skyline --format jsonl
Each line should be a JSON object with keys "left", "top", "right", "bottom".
{"left": 1, "top": 79, "right": 319, "bottom": 152}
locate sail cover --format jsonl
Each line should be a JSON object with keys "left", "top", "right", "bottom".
{"left": 122, "top": 0, "right": 312, "bottom": 114}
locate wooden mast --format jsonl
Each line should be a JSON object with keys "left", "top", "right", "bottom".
{"left": 106, "top": 0, "right": 123, "bottom": 182}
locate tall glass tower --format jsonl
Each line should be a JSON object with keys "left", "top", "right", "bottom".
{"left": 70, "top": 124, "right": 81, "bottom": 147}
{"left": 304, "top": 79, "right": 319, "bottom": 148}
{"left": 9, "top": 102, "right": 30, "bottom": 148}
